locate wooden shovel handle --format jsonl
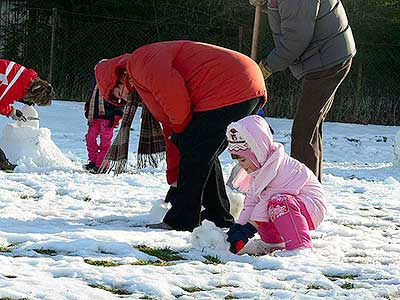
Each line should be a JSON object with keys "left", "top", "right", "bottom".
{"left": 250, "top": 5, "right": 263, "bottom": 61}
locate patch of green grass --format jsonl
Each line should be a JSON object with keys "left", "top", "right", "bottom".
{"left": 371, "top": 214, "right": 385, "bottom": 218}
{"left": 340, "top": 282, "right": 354, "bottom": 289}
{"left": 203, "top": 255, "right": 223, "bottom": 265}
{"left": 33, "top": 248, "right": 58, "bottom": 256}
{"left": 347, "top": 252, "right": 367, "bottom": 258}
{"left": 8, "top": 242, "right": 23, "bottom": 247}
{"left": 131, "top": 259, "right": 172, "bottom": 267}
{"left": 88, "top": 283, "right": 131, "bottom": 295}
{"left": 20, "top": 194, "right": 40, "bottom": 200}
{"left": 325, "top": 274, "right": 358, "bottom": 280}
{"left": 216, "top": 284, "right": 239, "bottom": 288}
{"left": 307, "top": 284, "right": 324, "bottom": 290}
{"left": 342, "top": 224, "right": 356, "bottom": 229}
{"left": 181, "top": 286, "right": 204, "bottom": 293}
{"left": 0, "top": 245, "right": 12, "bottom": 252}
{"left": 84, "top": 259, "right": 120, "bottom": 267}
{"left": 224, "top": 295, "right": 238, "bottom": 300}
{"left": 135, "top": 245, "right": 183, "bottom": 261}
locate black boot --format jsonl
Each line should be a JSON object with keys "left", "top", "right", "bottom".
{"left": 0, "top": 148, "right": 17, "bottom": 172}
{"left": 83, "top": 161, "right": 96, "bottom": 171}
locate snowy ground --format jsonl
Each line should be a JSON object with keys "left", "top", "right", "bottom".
{"left": 0, "top": 101, "right": 399, "bottom": 300}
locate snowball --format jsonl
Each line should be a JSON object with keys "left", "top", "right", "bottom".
{"left": 190, "top": 220, "right": 229, "bottom": 251}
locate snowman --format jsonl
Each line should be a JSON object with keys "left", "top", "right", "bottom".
{"left": 16, "top": 104, "right": 40, "bottom": 128}
{"left": 0, "top": 104, "right": 75, "bottom": 171}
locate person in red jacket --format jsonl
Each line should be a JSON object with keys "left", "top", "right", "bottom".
{"left": 0, "top": 59, "right": 54, "bottom": 171}
{"left": 99, "top": 41, "right": 267, "bottom": 231}
{"left": 0, "top": 59, "right": 54, "bottom": 119}
{"left": 83, "top": 62, "right": 127, "bottom": 173}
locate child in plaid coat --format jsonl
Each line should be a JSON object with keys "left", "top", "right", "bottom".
{"left": 83, "top": 68, "right": 127, "bottom": 173}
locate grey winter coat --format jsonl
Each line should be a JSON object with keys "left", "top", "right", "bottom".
{"left": 265, "top": 0, "right": 356, "bottom": 80}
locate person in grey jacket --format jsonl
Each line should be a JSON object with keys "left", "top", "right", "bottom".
{"left": 251, "top": 0, "right": 356, "bottom": 181}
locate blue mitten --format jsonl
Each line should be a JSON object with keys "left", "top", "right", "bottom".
{"left": 226, "top": 223, "right": 257, "bottom": 253}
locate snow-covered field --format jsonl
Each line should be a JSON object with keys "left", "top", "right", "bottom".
{"left": 0, "top": 101, "right": 399, "bottom": 300}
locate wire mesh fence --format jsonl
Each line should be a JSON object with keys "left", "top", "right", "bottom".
{"left": 1, "top": 5, "right": 399, "bottom": 125}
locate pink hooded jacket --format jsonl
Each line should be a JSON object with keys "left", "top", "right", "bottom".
{"left": 226, "top": 115, "right": 326, "bottom": 228}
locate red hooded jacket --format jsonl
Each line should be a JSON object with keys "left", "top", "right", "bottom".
{"left": 94, "top": 54, "right": 130, "bottom": 105}
{"left": 0, "top": 59, "right": 38, "bottom": 116}
{"left": 126, "top": 41, "right": 267, "bottom": 183}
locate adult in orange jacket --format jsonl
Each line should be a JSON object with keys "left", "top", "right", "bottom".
{"left": 102, "top": 41, "right": 267, "bottom": 231}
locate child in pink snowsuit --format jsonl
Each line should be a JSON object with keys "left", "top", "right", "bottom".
{"left": 225, "top": 115, "right": 326, "bottom": 254}
{"left": 84, "top": 72, "right": 127, "bottom": 173}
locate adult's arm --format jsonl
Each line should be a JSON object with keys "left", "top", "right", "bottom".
{"left": 162, "top": 125, "right": 180, "bottom": 185}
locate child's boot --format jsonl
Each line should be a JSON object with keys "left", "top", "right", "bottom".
{"left": 83, "top": 161, "right": 96, "bottom": 171}
{"left": 237, "top": 239, "right": 285, "bottom": 256}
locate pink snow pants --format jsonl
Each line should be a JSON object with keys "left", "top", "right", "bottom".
{"left": 85, "top": 119, "right": 114, "bottom": 168}
{"left": 256, "top": 194, "right": 315, "bottom": 250}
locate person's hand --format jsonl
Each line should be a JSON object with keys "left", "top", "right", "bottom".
{"left": 249, "top": 0, "right": 266, "bottom": 6}
{"left": 108, "top": 115, "right": 121, "bottom": 128}
{"left": 226, "top": 223, "right": 257, "bottom": 254}
{"left": 113, "top": 115, "right": 121, "bottom": 128}
{"left": 10, "top": 108, "right": 27, "bottom": 122}
{"left": 258, "top": 59, "right": 272, "bottom": 80}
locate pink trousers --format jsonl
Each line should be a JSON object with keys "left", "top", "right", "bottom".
{"left": 85, "top": 119, "right": 114, "bottom": 168}
{"left": 256, "top": 194, "right": 315, "bottom": 250}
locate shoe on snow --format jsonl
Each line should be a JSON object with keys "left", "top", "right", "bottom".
{"left": 0, "top": 160, "right": 17, "bottom": 172}
{"left": 146, "top": 222, "right": 174, "bottom": 230}
{"left": 83, "top": 162, "right": 96, "bottom": 171}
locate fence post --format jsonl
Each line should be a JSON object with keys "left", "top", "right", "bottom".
{"left": 353, "top": 61, "right": 363, "bottom": 120}
{"left": 238, "top": 26, "right": 244, "bottom": 53}
{"left": 49, "top": 7, "right": 57, "bottom": 82}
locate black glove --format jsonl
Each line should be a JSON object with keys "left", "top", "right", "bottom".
{"left": 226, "top": 223, "right": 257, "bottom": 254}
{"left": 10, "top": 108, "right": 27, "bottom": 122}
{"left": 170, "top": 131, "right": 180, "bottom": 147}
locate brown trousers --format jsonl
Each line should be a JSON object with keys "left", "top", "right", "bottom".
{"left": 291, "top": 58, "right": 352, "bottom": 181}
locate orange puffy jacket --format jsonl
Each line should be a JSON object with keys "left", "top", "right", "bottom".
{"left": 126, "top": 41, "right": 267, "bottom": 183}
{"left": 0, "top": 59, "right": 38, "bottom": 116}
{"left": 126, "top": 41, "right": 266, "bottom": 134}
